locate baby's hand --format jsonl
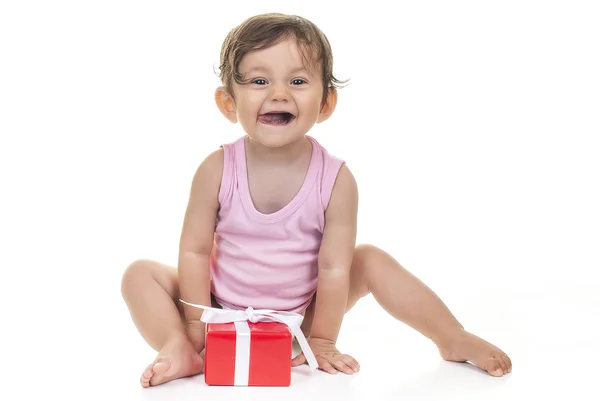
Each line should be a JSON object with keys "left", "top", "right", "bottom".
{"left": 292, "top": 337, "right": 360, "bottom": 375}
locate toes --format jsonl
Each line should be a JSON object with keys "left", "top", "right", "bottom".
{"left": 483, "top": 357, "right": 504, "bottom": 377}
{"left": 140, "top": 364, "right": 154, "bottom": 388}
{"left": 191, "top": 353, "right": 205, "bottom": 373}
{"left": 142, "top": 365, "right": 154, "bottom": 379}
{"left": 490, "top": 352, "right": 512, "bottom": 376}
{"left": 152, "top": 360, "right": 170, "bottom": 375}
{"left": 501, "top": 353, "right": 512, "bottom": 373}
{"left": 495, "top": 354, "right": 508, "bottom": 374}
{"left": 149, "top": 359, "right": 172, "bottom": 386}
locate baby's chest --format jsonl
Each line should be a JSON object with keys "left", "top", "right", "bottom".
{"left": 247, "top": 170, "right": 306, "bottom": 214}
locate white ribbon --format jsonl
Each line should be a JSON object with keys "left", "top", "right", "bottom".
{"left": 180, "top": 299, "right": 318, "bottom": 383}
{"left": 233, "top": 321, "right": 250, "bottom": 385}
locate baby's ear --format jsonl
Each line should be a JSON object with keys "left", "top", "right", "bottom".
{"left": 317, "top": 88, "right": 338, "bottom": 123}
{"left": 215, "top": 87, "right": 238, "bottom": 123}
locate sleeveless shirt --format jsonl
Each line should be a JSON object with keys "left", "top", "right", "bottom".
{"left": 209, "top": 135, "right": 345, "bottom": 313}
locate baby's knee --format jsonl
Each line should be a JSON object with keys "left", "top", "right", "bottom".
{"left": 121, "top": 259, "right": 154, "bottom": 293}
{"left": 353, "top": 244, "right": 381, "bottom": 264}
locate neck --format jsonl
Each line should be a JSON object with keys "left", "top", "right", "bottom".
{"left": 245, "top": 136, "right": 311, "bottom": 166}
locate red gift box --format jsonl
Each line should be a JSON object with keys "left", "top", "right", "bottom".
{"left": 204, "top": 321, "right": 292, "bottom": 386}
{"left": 178, "top": 300, "right": 319, "bottom": 386}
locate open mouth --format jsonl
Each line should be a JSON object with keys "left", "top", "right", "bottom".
{"left": 258, "top": 112, "right": 296, "bottom": 125}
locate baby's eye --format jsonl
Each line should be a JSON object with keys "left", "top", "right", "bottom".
{"left": 252, "top": 79, "right": 267, "bottom": 85}
{"left": 291, "top": 79, "right": 306, "bottom": 85}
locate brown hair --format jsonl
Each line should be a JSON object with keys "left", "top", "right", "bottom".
{"left": 217, "top": 13, "right": 347, "bottom": 107}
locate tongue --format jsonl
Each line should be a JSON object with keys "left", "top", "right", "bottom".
{"left": 259, "top": 113, "right": 289, "bottom": 125}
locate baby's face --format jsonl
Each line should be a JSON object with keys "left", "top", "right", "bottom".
{"left": 231, "top": 38, "right": 326, "bottom": 148}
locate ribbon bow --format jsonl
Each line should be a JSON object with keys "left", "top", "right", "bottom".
{"left": 180, "top": 299, "right": 318, "bottom": 372}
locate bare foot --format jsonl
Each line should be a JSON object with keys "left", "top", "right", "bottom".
{"left": 436, "top": 329, "right": 512, "bottom": 377}
{"left": 140, "top": 334, "right": 204, "bottom": 388}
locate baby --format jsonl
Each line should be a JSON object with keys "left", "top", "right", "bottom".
{"left": 121, "top": 12, "right": 512, "bottom": 388}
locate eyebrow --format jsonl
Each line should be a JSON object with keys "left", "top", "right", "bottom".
{"left": 243, "top": 66, "right": 310, "bottom": 75}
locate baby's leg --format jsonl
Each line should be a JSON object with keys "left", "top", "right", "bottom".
{"left": 346, "top": 245, "right": 512, "bottom": 377}
{"left": 121, "top": 260, "right": 204, "bottom": 387}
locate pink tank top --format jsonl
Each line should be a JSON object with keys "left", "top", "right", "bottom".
{"left": 210, "top": 135, "right": 345, "bottom": 313}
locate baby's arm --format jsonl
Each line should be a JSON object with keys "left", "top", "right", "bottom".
{"left": 177, "top": 148, "right": 223, "bottom": 353}
{"left": 310, "top": 164, "right": 358, "bottom": 343}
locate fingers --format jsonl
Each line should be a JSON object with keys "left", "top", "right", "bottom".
{"left": 331, "top": 359, "right": 354, "bottom": 374}
{"left": 317, "top": 354, "right": 360, "bottom": 375}
{"left": 340, "top": 355, "right": 360, "bottom": 372}
{"left": 293, "top": 350, "right": 360, "bottom": 375}
{"left": 317, "top": 358, "right": 338, "bottom": 375}
{"left": 291, "top": 353, "right": 306, "bottom": 367}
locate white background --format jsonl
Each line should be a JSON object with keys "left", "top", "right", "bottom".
{"left": 1, "top": 1, "right": 598, "bottom": 400}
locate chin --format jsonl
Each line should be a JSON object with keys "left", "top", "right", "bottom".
{"left": 259, "top": 138, "right": 295, "bottom": 149}
{"left": 252, "top": 131, "right": 305, "bottom": 148}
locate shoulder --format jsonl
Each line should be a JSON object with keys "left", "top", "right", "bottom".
{"left": 188, "top": 147, "right": 225, "bottom": 206}
{"left": 194, "top": 147, "right": 224, "bottom": 183}
{"left": 323, "top": 163, "right": 358, "bottom": 224}
{"left": 195, "top": 135, "right": 244, "bottom": 177}
{"left": 309, "top": 135, "right": 344, "bottom": 165}
{"left": 330, "top": 164, "right": 358, "bottom": 206}
{"left": 308, "top": 137, "right": 357, "bottom": 202}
